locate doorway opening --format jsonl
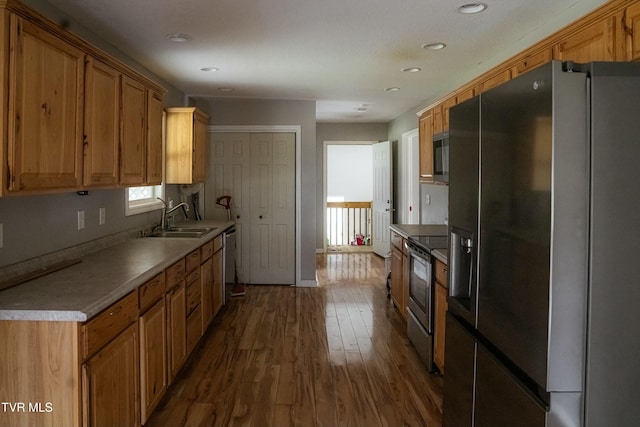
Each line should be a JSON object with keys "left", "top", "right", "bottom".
{"left": 323, "top": 142, "right": 375, "bottom": 253}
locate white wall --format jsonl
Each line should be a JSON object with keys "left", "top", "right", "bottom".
{"left": 420, "top": 183, "right": 449, "bottom": 224}
{"left": 326, "top": 145, "right": 372, "bottom": 202}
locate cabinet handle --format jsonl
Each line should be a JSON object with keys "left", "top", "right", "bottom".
{"left": 110, "top": 306, "right": 122, "bottom": 316}
{"left": 259, "top": 215, "right": 263, "bottom": 219}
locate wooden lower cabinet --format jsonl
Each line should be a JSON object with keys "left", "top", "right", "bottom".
{"left": 82, "top": 323, "right": 139, "bottom": 427}
{"left": 433, "top": 259, "right": 448, "bottom": 373}
{"left": 139, "top": 299, "right": 166, "bottom": 425}
{"left": 200, "top": 256, "right": 214, "bottom": 332}
{"left": 390, "top": 232, "right": 408, "bottom": 319}
{"left": 166, "top": 282, "right": 187, "bottom": 384}
{"left": 213, "top": 246, "right": 224, "bottom": 316}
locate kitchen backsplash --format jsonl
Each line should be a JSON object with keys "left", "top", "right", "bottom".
{"left": 420, "top": 183, "right": 448, "bottom": 225}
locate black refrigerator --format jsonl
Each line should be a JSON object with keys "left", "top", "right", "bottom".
{"left": 443, "top": 60, "right": 640, "bottom": 427}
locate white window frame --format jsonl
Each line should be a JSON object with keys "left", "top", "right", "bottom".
{"left": 125, "top": 184, "right": 165, "bottom": 216}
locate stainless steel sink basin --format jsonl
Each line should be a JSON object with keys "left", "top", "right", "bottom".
{"left": 145, "top": 226, "right": 216, "bottom": 238}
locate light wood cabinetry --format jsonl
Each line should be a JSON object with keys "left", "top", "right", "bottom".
{"left": 146, "top": 90, "right": 164, "bottom": 185}
{"left": 165, "top": 107, "right": 209, "bottom": 184}
{"left": 433, "top": 259, "right": 448, "bottom": 373}
{"left": 83, "top": 57, "right": 120, "bottom": 187}
{"left": 81, "top": 291, "right": 139, "bottom": 427}
{"left": 625, "top": 2, "right": 640, "bottom": 60}
{"left": 390, "top": 231, "right": 408, "bottom": 319}
{"left": 7, "top": 15, "right": 84, "bottom": 193}
{"left": 511, "top": 48, "right": 554, "bottom": 77}
{"left": 138, "top": 273, "right": 167, "bottom": 425}
{"left": 418, "top": 112, "right": 433, "bottom": 182}
{"left": 120, "top": 76, "right": 147, "bottom": 186}
{"left": 166, "top": 260, "right": 187, "bottom": 384}
{"left": 479, "top": 69, "right": 512, "bottom": 93}
{"left": 0, "top": 1, "right": 165, "bottom": 196}
{"left": 82, "top": 322, "right": 139, "bottom": 427}
{"left": 213, "top": 242, "right": 224, "bottom": 316}
{"left": 554, "top": 16, "right": 621, "bottom": 62}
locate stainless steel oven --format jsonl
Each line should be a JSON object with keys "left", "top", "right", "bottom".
{"left": 406, "top": 235, "right": 448, "bottom": 373}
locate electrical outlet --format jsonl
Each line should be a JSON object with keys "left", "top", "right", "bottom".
{"left": 77, "top": 211, "right": 85, "bottom": 230}
{"left": 99, "top": 207, "right": 106, "bottom": 225}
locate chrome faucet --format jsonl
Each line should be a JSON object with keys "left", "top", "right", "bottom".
{"left": 157, "top": 198, "right": 190, "bottom": 230}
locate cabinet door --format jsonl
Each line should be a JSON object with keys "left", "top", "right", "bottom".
{"left": 192, "top": 110, "right": 208, "bottom": 182}
{"left": 213, "top": 248, "right": 224, "bottom": 316}
{"left": 84, "top": 57, "right": 120, "bottom": 187}
{"left": 432, "top": 105, "right": 444, "bottom": 135}
{"left": 82, "top": 323, "right": 139, "bottom": 427}
{"left": 166, "top": 283, "right": 186, "bottom": 383}
{"left": 511, "top": 49, "right": 553, "bottom": 78}
{"left": 625, "top": 3, "right": 640, "bottom": 61}
{"left": 479, "top": 69, "right": 511, "bottom": 93}
{"left": 200, "top": 257, "right": 214, "bottom": 332}
{"left": 139, "top": 299, "right": 166, "bottom": 424}
{"left": 146, "top": 90, "right": 163, "bottom": 185}
{"left": 434, "top": 283, "right": 448, "bottom": 373}
{"left": 419, "top": 112, "right": 433, "bottom": 182}
{"left": 8, "top": 16, "right": 84, "bottom": 192}
{"left": 554, "top": 16, "right": 619, "bottom": 62}
{"left": 120, "top": 76, "right": 146, "bottom": 185}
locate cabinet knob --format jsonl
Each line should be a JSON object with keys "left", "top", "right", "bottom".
{"left": 259, "top": 215, "right": 263, "bottom": 219}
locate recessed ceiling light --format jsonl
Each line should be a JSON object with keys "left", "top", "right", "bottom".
{"left": 385, "top": 87, "right": 400, "bottom": 92}
{"left": 200, "top": 67, "right": 219, "bottom": 72}
{"left": 355, "top": 107, "right": 367, "bottom": 112}
{"left": 166, "top": 33, "right": 192, "bottom": 43}
{"left": 458, "top": 3, "right": 488, "bottom": 14}
{"left": 423, "top": 42, "right": 447, "bottom": 51}
{"left": 218, "top": 87, "right": 234, "bottom": 92}
{"left": 402, "top": 67, "right": 422, "bottom": 73}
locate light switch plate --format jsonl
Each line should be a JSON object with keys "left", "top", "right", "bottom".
{"left": 99, "top": 207, "right": 106, "bottom": 225}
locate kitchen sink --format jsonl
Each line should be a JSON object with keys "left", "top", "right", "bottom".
{"left": 145, "top": 226, "right": 216, "bottom": 238}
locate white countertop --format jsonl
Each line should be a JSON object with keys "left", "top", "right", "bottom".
{"left": 0, "top": 220, "right": 234, "bottom": 322}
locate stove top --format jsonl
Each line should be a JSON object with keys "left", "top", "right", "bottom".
{"left": 408, "top": 235, "right": 449, "bottom": 252}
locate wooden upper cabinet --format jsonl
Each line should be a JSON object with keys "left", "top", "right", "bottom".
{"left": 120, "top": 76, "right": 147, "bottom": 186}
{"left": 166, "top": 107, "right": 209, "bottom": 184}
{"left": 146, "top": 90, "right": 164, "bottom": 185}
{"left": 432, "top": 104, "right": 444, "bottom": 135}
{"left": 84, "top": 57, "right": 120, "bottom": 187}
{"left": 479, "top": 69, "right": 512, "bottom": 93}
{"left": 7, "top": 15, "right": 84, "bottom": 193}
{"left": 456, "top": 88, "right": 475, "bottom": 104}
{"left": 512, "top": 48, "right": 554, "bottom": 77}
{"left": 625, "top": 3, "right": 640, "bottom": 61}
{"left": 418, "top": 111, "right": 434, "bottom": 182}
{"left": 441, "top": 97, "right": 456, "bottom": 131}
{"left": 554, "top": 16, "right": 620, "bottom": 62}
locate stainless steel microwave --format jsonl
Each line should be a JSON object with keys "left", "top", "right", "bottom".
{"left": 432, "top": 131, "right": 449, "bottom": 182}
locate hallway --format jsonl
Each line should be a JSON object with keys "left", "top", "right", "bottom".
{"left": 146, "top": 252, "right": 443, "bottom": 427}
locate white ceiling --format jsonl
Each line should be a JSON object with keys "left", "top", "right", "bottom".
{"left": 46, "top": 0, "right": 608, "bottom": 122}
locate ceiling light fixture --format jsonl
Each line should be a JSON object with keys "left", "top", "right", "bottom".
{"left": 218, "top": 87, "right": 234, "bottom": 92}
{"left": 402, "top": 67, "right": 422, "bottom": 73}
{"left": 166, "top": 33, "right": 192, "bottom": 43}
{"left": 355, "top": 107, "right": 367, "bottom": 112}
{"left": 422, "top": 42, "right": 447, "bottom": 51}
{"left": 200, "top": 67, "right": 219, "bottom": 72}
{"left": 384, "top": 87, "right": 400, "bottom": 92}
{"left": 458, "top": 3, "right": 488, "bottom": 14}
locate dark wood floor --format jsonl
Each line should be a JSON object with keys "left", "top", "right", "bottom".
{"left": 146, "top": 252, "right": 443, "bottom": 427}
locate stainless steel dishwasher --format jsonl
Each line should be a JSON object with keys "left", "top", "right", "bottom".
{"left": 222, "top": 225, "right": 236, "bottom": 303}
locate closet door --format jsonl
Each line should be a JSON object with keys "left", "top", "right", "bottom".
{"left": 248, "top": 133, "right": 295, "bottom": 284}
{"left": 207, "top": 132, "right": 295, "bottom": 285}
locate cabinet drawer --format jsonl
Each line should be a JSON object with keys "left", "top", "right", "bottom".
{"left": 391, "top": 232, "right": 405, "bottom": 252}
{"left": 185, "top": 269, "right": 201, "bottom": 315}
{"left": 200, "top": 241, "right": 213, "bottom": 262}
{"left": 81, "top": 291, "right": 138, "bottom": 360}
{"left": 213, "top": 235, "right": 223, "bottom": 253}
{"left": 166, "top": 258, "right": 185, "bottom": 289}
{"left": 139, "top": 272, "right": 166, "bottom": 312}
{"left": 435, "top": 260, "right": 448, "bottom": 287}
{"left": 186, "top": 249, "right": 200, "bottom": 274}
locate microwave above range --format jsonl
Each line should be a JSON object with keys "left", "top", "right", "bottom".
{"left": 432, "top": 131, "right": 449, "bottom": 183}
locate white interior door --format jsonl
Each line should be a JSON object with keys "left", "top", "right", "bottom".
{"left": 372, "top": 140, "right": 393, "bottom": 257}
{"left": 207, "top": 132, "right": 251, "bottom": 282}
{"left": 207, "top": 131, "right": 295, "bottom": 285}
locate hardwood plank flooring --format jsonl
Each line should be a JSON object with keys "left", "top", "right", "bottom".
{"left": 146, "top": 252, "right": 443, "bottom": 427}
